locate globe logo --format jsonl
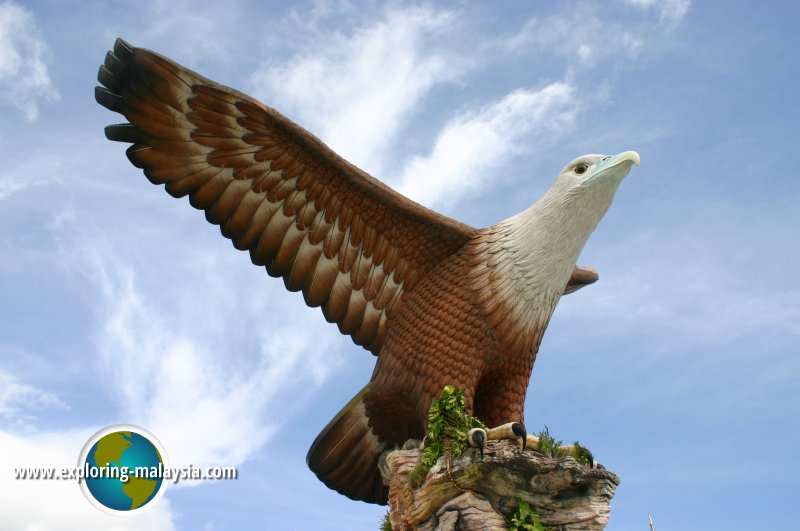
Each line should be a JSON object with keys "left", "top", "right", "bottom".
{"left": 78, "top": 424, "right": 168, "bottom": 514}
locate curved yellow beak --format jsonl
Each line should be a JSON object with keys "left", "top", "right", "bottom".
{"left": 583, "top": 150, "right": 640, "bottom": 184}
{"left": 616, "top": 150, "right": 640, "bottom": 166}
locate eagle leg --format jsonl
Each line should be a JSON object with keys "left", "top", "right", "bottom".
{"left": 468, "top": 423, "right": 595, "bottom": 468}
{"left": 468, "top": 422, "right": 528, "bottom": 457}
{"left": 467, "top": 428, "right": 486, "bottom": 458}
{"left": 555, "top": 443, "right": 596, "bottom": 468}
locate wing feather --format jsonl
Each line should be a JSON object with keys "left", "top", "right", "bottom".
{"left": 96, "top": 38, "right": 476, "bottom": 353}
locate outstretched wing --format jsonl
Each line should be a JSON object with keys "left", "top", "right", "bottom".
{"left": 95, "top": 38, "right": 476, "bottom": 354}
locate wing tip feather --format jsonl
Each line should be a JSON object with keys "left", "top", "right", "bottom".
{"left": 94, "top": 86, "right": 124, "bottom": 113}
{"left": 104, "top": 124, "right": 138, "bottom": 143}
{"left": 113, "top": 37, "right": 135, "bottom": 60}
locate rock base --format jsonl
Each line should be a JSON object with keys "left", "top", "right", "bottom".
{"left": 379, "top": 439, "right": 619, "bottom": 530}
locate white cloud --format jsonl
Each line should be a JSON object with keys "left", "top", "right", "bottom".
{"left": 492, "top": 15, "right": 604, "bottom": 65}
{"left": 624, "top": 0, "right": 691, "bottom": 23}
{"left": 0, "top": 371, "right": 67, "bottom": 424}
{"left": 0, "top": 150, "right": 63, "bottom": 201}
{"left": 0, "top": 177, "right": 29, "bottom": 200}
{"left": 0, "top": 1, "right": 59, "bottom": 121}
{"left": 0, "top": 429, "right": 178, "bottom": 530}
{"left": 559, "top": 223, "right": 800, "bottom": 349}
{"left": 577, "top": 44, "right": 594, "bottom": 65}
{"left": 494, "top": 3, "right": 687, "bottom": 68}
{"left": 136, "top": 0, "right": 244, "bottom": 65}
{"left": 251, "top": 5, "right": 468, "bottom": 177}
{"left": 246, "top": 1, "right": 694, "bottom": 213}
{"left": 622, "top": 33, "right": 645, "bottom": 57}
{"left": 396, "top": 82, "right": 578, "bottom": 208}
{"left": 49, "top": 215, "right": 344, "bottom": 478}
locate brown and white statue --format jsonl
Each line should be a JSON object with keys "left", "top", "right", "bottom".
{"left": 95, "top": 38, "right": 639, "bottom": 505}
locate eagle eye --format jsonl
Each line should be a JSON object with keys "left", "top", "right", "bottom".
{"left": 574, "top": 164, "right": 589, "bottom": 175}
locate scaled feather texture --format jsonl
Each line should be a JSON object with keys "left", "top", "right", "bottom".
{"left": 95, "top": 38, "right": 636, "bottom": 505}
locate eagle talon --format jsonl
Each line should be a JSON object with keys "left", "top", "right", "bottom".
{"left": 511, "top": 422, "right": 527, "bottom": 451}
{"left": 468, "top": 428, "right": 487, "bottom": 459}
{"left": 481, "top": 422, "right": 530, "bottom": 452}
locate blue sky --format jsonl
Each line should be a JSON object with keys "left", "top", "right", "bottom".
{"left": 1, "top": 0, "right": 798, "bottom": 529}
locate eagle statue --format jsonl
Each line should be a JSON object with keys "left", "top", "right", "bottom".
{"left": 95, "top": 39, "right": 639, "bottom": 505}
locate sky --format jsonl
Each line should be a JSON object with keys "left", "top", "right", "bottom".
{"left": 0, "top": 0, "right": 798, "bottom": 529}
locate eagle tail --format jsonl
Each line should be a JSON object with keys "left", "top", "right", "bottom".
{"left": 306, "top": 384, "right": 389, "bottom": 505}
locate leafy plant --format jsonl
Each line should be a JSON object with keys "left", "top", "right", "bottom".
{"left": 508, "top": 499, "right": 546, "bottom": 531}
{"left": 536, "top": 426, "right": 593, "bottom": 466}
{"left": 407, "top": 385, "right": 486, "bottom": 488}
{"left": 571, "top": 440, "right": 593, "bottom": 467}
{"left": 535, "top": 425, "right": 566, "bottom": 458}
{"left": 379, "top": 510, "right": 392, "bottom": 531}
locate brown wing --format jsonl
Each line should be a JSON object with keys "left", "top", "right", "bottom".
{"left": 95, "top": 38, "right": 476, "bottom": 354}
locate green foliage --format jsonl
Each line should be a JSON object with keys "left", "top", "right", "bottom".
{"left": 379, "top": 510, "right": 392, "bottom": 531}
{"left": 535, "top": 425, "right": 567, "bottom": 458}
{"left": 508, "top": 499, "right": 546, "bottom": 531}
{"left": 572, "top": 440, "right": 593, "bottom": 467}
{"left": 407, "top": 385, "right": 486, "bottom": 488}
{"left": 536, "top": 427, "right": 593, "bottom": 466}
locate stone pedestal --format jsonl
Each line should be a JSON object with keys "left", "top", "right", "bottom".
{"left": 379, "top": 439, "right": 619, "bottom": 531}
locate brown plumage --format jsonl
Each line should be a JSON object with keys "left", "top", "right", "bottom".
{"left": 96, "top": 39, "right": 637, "bottom": 505}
